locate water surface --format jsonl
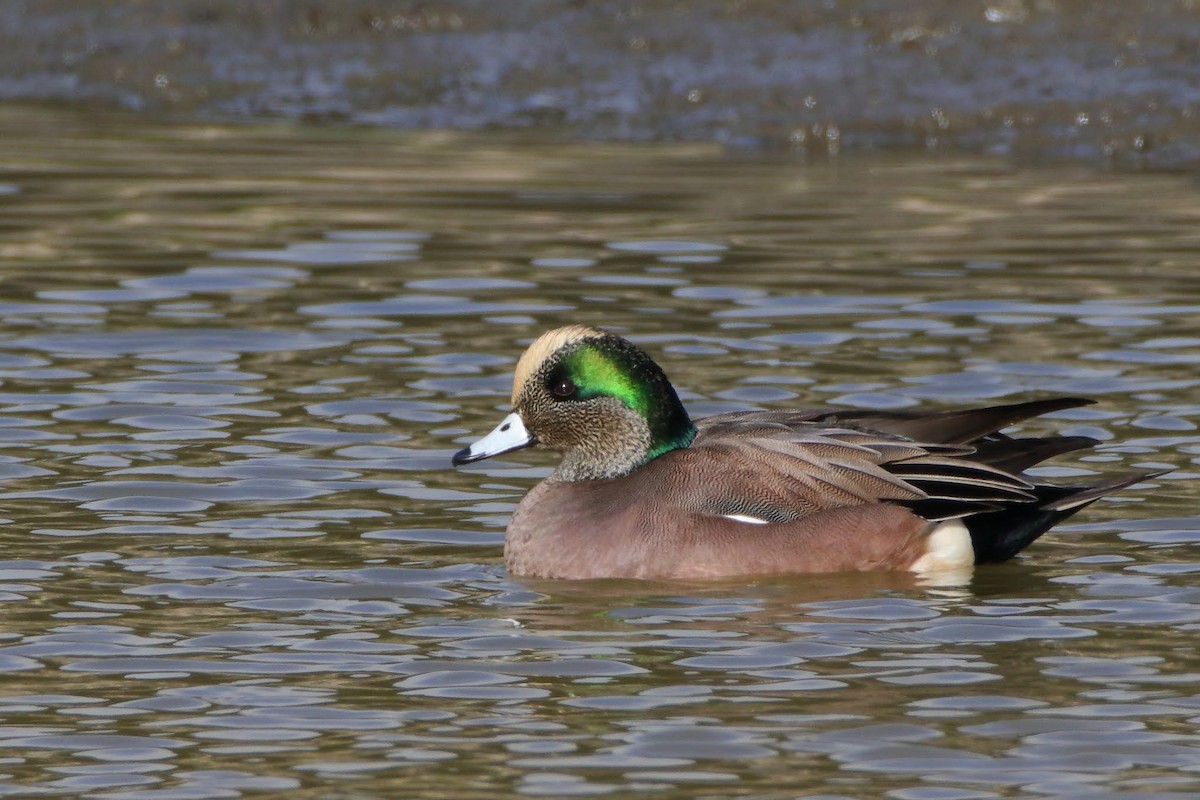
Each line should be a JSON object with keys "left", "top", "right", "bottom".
{"left": 0, "top": 107, "right": 1198, "bottom": 798}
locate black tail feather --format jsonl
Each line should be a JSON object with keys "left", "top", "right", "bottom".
{"left": 968, "top": 469, "right": 1168, "bottom": 564}
{"left": 970, "top": 435, "right": 1100, "bottom": 474}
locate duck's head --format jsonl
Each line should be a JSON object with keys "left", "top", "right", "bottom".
{"left": 452, "top": 325, "right": 696, "bottom": 481}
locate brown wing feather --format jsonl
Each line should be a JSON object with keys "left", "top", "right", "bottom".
{"left": 700, "top": 398, "right": 1093, "bottom": 445}
{"left": 684, "top": 401, "right": 1092, "bottom": 524}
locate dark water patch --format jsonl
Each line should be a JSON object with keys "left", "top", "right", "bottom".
{"left": 3, "top": 4, "right": 1199, "bottom": 168}
{"left": 15, "top": 329, "right": 352, "bottom": 356}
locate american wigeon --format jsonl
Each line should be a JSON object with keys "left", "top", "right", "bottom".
{"left": 453, "top": 325, "right": 1160, "bottom": 580}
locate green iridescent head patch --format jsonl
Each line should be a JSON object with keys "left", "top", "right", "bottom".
{"left": 559, "top": 337, "right": 696, "bottom": 461}
{"left": 562, "top": 344, "right": 650, "bottom": 413}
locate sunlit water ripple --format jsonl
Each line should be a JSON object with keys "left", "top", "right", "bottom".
{"left": 0, "top": 108, "right": 1197, "bottom": 798}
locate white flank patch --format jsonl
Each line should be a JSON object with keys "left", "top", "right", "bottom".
{"left": 911, "top": 520, "right": 974, "bottom": 573}
{"left": 722, "top": 514, "right": 770, "bottom": 525}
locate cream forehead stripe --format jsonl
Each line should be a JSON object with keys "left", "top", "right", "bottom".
{"left": 511, "top": 325, "right": 606, "bottom": 405}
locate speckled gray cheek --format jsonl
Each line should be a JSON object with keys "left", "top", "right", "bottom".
{"left": 553, "top": 400, "right": 654, "bottom": 482}
{"left": 515, "top": 378, "right": 654, "bottom": 481}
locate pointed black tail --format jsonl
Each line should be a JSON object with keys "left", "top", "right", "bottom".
{"left": 967, "top": 470, "right": 1168, "bottom": 564}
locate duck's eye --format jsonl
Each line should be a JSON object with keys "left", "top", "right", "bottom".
{"left": 550, "top": 378, "right": 576, "bottom": 399}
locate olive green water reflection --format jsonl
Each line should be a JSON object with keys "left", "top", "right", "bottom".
{"left": 0, "top": 107, "right": 1198, "bottom": 798}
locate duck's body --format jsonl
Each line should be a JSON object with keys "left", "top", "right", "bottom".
{"left": 454, "top": 326, "right": 1159, "bottom": 580}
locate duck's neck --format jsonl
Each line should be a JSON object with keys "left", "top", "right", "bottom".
{"left": 644, "top": 401, "right": 696, "bottom": 462}
{"left": 632, "top": 347, "right": 696, "bottom": 464}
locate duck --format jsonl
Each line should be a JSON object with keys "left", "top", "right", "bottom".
{"left": 452, "top": 325, "right": 1161, "bottom": 580}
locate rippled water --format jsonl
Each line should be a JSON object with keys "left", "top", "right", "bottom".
{"left": 0, "top": 107, "right": 1198, "bottom": 798}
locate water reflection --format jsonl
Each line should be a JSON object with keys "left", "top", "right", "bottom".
{"left": 0, "top": 108, "right": 1196, "bottom": 797}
